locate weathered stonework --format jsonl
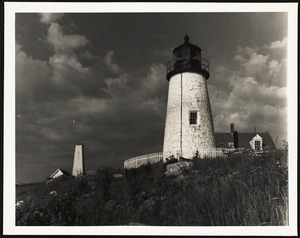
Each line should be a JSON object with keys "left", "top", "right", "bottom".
{"left": 163, "top": 72, "right": 215, "bottom": 159}
{"left": 72, "top": 144, "right": 85, "bottom": 176}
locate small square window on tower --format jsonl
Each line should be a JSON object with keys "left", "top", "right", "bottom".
{"left": 189, "top": 111, "right": 197, "bottom": 125}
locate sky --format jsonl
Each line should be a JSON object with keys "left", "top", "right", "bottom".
{"left": 15, "top": 12, "right": 288, "bottom": 183}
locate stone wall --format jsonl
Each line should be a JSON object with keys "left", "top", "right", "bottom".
{"left": 163, "top": 72, "right": 215, "bottom": 159}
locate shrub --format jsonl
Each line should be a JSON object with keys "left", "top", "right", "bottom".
{"left": 16, "top": 192, "right": 77, "bottom": 226}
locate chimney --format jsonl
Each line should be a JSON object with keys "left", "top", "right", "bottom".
{"left": 230, "top": 123, "right": 234, "bottom": 133}
{"left": 233, "top": 131, "right": 239, "bottom": 148}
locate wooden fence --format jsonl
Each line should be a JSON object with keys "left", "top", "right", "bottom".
{"left": 124, "top": 148, "right": 229, "bottom": 169}
{"left": 197, "top": 148, "right": 225, "bottom": 158}
{"left": 124, "top": 152, "right": 164, "bottom": 169}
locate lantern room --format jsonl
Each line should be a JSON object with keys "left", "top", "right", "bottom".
{"left": 166, "top": 35, "right": 210, "bottom": 80}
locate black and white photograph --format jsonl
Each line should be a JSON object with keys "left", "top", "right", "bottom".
{"left": 3, "top": 2, "right": 297, "bottom": 236}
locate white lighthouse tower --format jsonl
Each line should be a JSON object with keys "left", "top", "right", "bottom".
{"left": 163, "top": 35, "right": 215, "bottom": 159}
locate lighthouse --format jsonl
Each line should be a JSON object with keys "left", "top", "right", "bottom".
{"left": 163, "top": 35, "right": 215, "bottom": 159}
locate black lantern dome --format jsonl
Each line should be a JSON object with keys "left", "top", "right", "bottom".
{"left": 166, "top": 35, "right": 209, "bottom": 80}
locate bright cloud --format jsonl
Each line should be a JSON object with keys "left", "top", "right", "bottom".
{"left": 39, "top": 13, "right": 64, "bottom": 24}
{"left": 47, "top": 23, "right": 89, "bottom": 52}
{"left": 248, "top": 53, "right": 268, "bottom": 66}
{"left": 210, "top": 37, "right": 287, "bottom": 144}
{"left": 269, "top": 37, "right": 287, "bottom": 50}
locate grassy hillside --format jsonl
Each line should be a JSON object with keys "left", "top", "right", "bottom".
{"left": 16, "top": 149, "right": 288, "bottom": 226}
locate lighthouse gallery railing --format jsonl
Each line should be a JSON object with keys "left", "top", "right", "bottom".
{"left": 166, "top": 56, "right": 209, "bottom": 75}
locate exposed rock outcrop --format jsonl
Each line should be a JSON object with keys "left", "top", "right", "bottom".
{"left": 165, "top": 161, "right": 193, "bottom": 176}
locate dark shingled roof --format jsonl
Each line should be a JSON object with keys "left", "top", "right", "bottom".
{"left": 214, "top": 132, "right": 276, "bottom": 150}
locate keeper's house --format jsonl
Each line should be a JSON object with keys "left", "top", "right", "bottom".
{"left": 215, "top": 123, "right": 276, "bottom": 151}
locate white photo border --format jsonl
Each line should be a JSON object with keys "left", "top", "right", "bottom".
{"left": 4, "top": 2, "right": 298, "bottom": 236}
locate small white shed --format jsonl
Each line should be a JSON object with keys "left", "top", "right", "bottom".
{"left": 49, "top": 168, "right": 70, "bottom": 179}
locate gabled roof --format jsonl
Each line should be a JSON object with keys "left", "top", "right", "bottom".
{"left": 214, "top": 132, "right": 276, "bottom": 150}
{"left": 49, "top": 168, "right": 70, "bottom": 178}
{"left": 59, "top": 169, "right": 70, "bottom": 175}
{"left": 251, "top": 134, "right": 262, "bottom": 140}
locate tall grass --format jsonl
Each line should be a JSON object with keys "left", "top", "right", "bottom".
{"left": 167, "top": 149, "right": 288, "bottom": 226}
{"left": 16, "top": 149, "right": 288, "bottom": 226}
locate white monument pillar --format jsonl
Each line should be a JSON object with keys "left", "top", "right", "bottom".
{"left": 72, "top": 144, "right": 85, "bottom": 176}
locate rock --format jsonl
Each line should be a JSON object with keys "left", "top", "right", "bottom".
{"left": 49, "top": 191, "right": 58, "bottom": 196}
{"left": 165, "top": 161, "right": 193, "bottom": 176}
{"left": 104, "top": 200, "right": 117, "bottom": 212}
{"left": 15, "top": 200, "right": 25, "bottom": 209}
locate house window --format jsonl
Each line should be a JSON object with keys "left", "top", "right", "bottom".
{"left": 189, "top": 111, "right": 197, "bottom": 125}
{"left": 254, "top": 140, "right": 261, "bottom": 150}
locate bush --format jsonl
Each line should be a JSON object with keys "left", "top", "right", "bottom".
{"left": 16, "top": 192, "right": 77, "bottom": 226}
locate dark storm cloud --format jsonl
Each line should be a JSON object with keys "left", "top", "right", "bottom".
{"left": 16, "top": 13, "right": 168, "bottom": 182}
{"left": 15, "top": 12, "right": 287, "bottom": 183}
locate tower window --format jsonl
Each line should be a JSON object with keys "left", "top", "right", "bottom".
{"left": 189, "top": 111, "right": 197, "bottom": 125}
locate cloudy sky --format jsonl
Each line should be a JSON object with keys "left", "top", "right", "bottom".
{"left": 15, "top": 12, "right": 288, "bottom": 183}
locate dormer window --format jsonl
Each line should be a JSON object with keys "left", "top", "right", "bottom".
{"left": 254, "top": 140, "right": 261, "bottom": 150}
{"left": 250, "top": 134, "right": 263, "bottom": 151}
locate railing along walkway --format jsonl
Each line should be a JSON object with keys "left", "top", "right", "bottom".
{"left": 124, "top": 148, "right": 229, "bottom": 169}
